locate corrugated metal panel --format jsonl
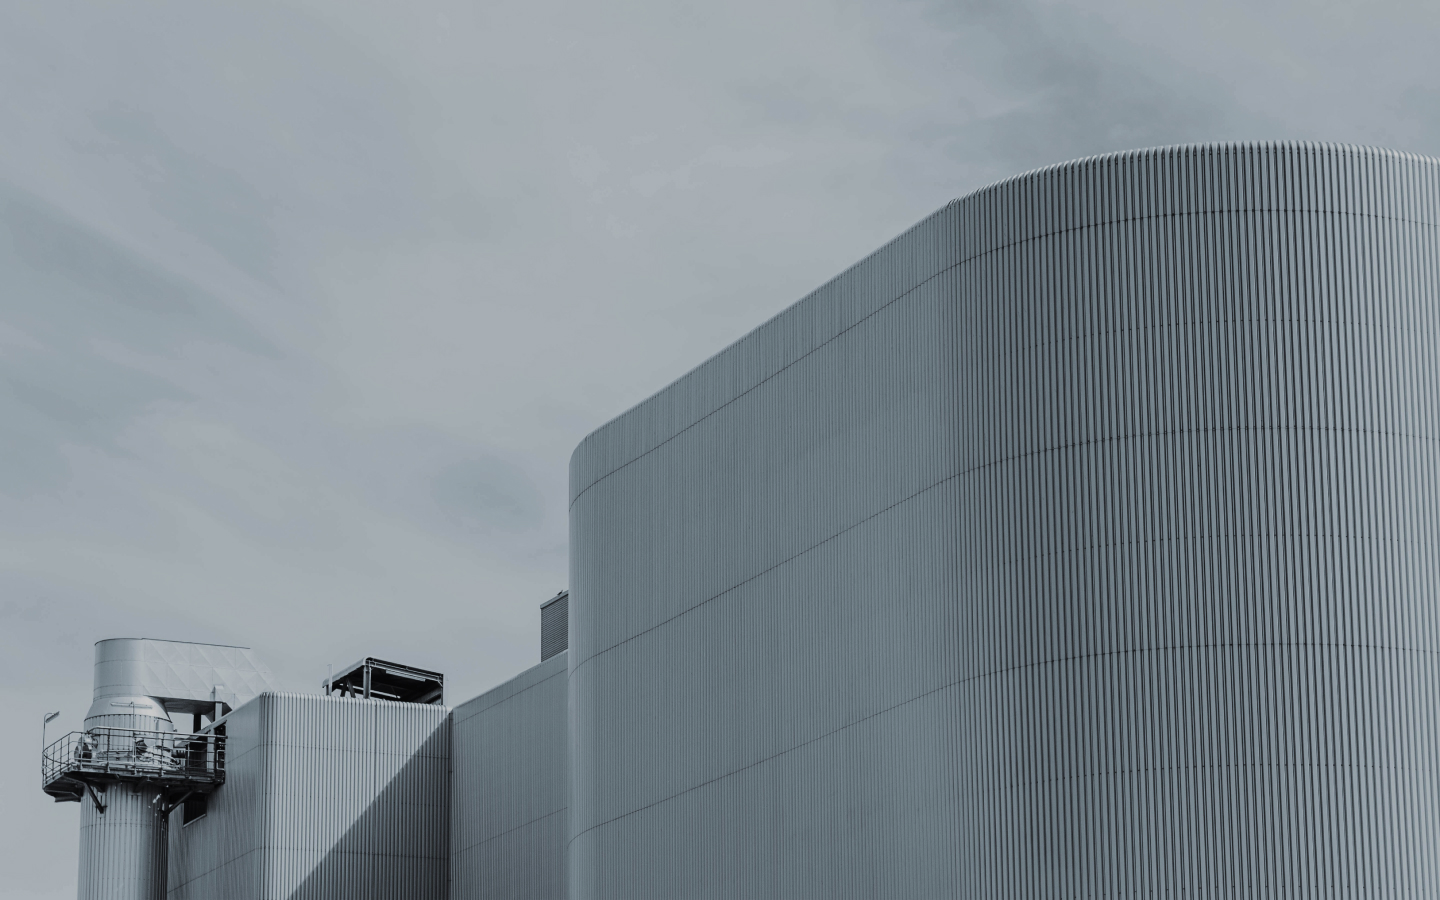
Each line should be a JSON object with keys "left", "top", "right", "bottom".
{"left": 167, "top": 692, "right": 449, "bottom": 899}
{"left": 450, "top": 651, "right": 568, "bottom": 900}
{"left": 167, "top": 695, "right": 266, "bottom": 898}
{"left": 541, "top": 592, "right": 570, "bottom": 661}
{"left": 567, "top": 143, "right": 1440, "bottom": 897}
{"left": 78, "top": 783, "right": 168, "bottom": 900}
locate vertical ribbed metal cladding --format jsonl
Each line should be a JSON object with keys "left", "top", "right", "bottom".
{"left": 567, "top": 143, "right": 1440, "bottom": 898}
{"left": 78, "top": 783, "right": 168, "bottom": 900}
{"left": 449, "top": 651, "right": 568, "bottom": 899}
{"left": 167, "top": 698, "right": 265, "bottom": 898}
{"left": 166, "top": 692, "right": 450, "bottom": 899}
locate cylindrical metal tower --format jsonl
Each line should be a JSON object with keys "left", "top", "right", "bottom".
{"left": 76, "top": 782, "right": 169, "bottom": 900}
{"left": 71, "top": 694, "right": 173, "bottom": 900}
{"left": 568, "top": 143, "right": 1440, "bottom": 897}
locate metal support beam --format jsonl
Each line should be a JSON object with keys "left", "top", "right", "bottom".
{"left": 160, "top": 790, "right": 194, "bottom": 816}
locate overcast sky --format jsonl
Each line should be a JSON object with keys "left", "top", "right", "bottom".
{"left": 3, "top": 0, "right": 1438, "bottom": 895}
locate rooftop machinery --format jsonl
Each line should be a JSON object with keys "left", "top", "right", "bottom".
{"left": 41, "top": 639, "right": 274, "bottom": 900}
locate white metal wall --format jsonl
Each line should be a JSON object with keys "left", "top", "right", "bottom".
{"left": 450, "top": 651, "right": 567, "bottom": 900}
{"left": 167, "top": 692, "right": 450, "bottom": 900}
{"left": 568, "top": 144, "right": 1440, "bottom": 897}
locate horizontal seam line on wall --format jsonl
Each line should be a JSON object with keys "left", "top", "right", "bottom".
{"left": 971, "top": 641, "right": 1440, "bottom": 673}
{"left": 570, "top": 638, "right": 1432, "bottom": 845}
{"left": 570, "top": 472, "right": 956, "bottom": 678}
{"left": 572, "top": 424, "right": 1435, "bottom": 677}
{"left": 1010, "top": 317, "right": 1432, "bottom": 357}
{"left": 452, "top": 669, "right": 566, "bottom": 725}
{"left": 570, "top": 271, "right": 949, "bottom": 509}
{"left": 167, "top": 845, "right": 264, "bottom": 892}
{"left": 1005, "top": 762, "right": 1434, "bottom": 790}
{"left": 1004, "top": 532, "right": 1436, "bottom": 566}
{"left": 961, "top": 428, "right": 1439, "bottom": 472}
{"left": 568, "top": 671, "right": 960, "bottom": 846}
{"left": 455, "top": 807, "right": 565, "bottom": 855}
{"left": 571, "top": 208, "right": 1438, "bottom": 507}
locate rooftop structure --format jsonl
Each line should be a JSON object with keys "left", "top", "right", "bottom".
{"left": 323, "top": 657, "right": 444, "bottom": 705}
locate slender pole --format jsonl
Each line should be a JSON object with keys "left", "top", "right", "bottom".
{"left": 41, "top": 711, "right": 60, "bottom": 776}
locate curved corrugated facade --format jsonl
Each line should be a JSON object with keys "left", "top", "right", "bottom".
{"left": 568, "top": 143, "right": 1440, "bottom": 897}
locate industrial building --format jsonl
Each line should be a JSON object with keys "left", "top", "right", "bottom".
{"left": 43, "top": 142, "right": 1440, "bottom": 898}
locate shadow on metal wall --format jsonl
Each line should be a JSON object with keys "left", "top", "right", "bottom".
{"left": 284, "top": 723, "right": 451, "bottom": 900}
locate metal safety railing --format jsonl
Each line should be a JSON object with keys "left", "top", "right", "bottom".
{"left": 41, "top": 727, "right": 226, "bottom": 793}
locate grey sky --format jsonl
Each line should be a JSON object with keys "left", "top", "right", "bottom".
{"left": 4, "top": 1, "right": 1437, "bottom": 895}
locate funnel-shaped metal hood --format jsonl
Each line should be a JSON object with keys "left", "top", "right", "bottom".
{"left": 93, "top": 638, "right": 276, "bottom": 716}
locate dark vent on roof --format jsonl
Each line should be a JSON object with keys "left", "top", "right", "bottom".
{"left": 540, "top": 591, "right": 568, "bottom": 661}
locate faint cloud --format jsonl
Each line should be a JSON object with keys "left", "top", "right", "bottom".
{"left": 80, "top": 108, "right": 282, "bottom": 284}
{"left": 1, "top": 186, "right": 276, "bottom": 357}
{"left": 630, "top": 143, "right": 791, "bottom": 197}
{"left": 0, "top": 185, "right": 279, "bottom": 496}
{"left": 431, "top": 456, "right": 544, "bottom": 534}
{"left": 569, "top": 145, "right": 610, "bottom": 187}
{"left": 0, "top": 595, "right": 50, "bottom": 624}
